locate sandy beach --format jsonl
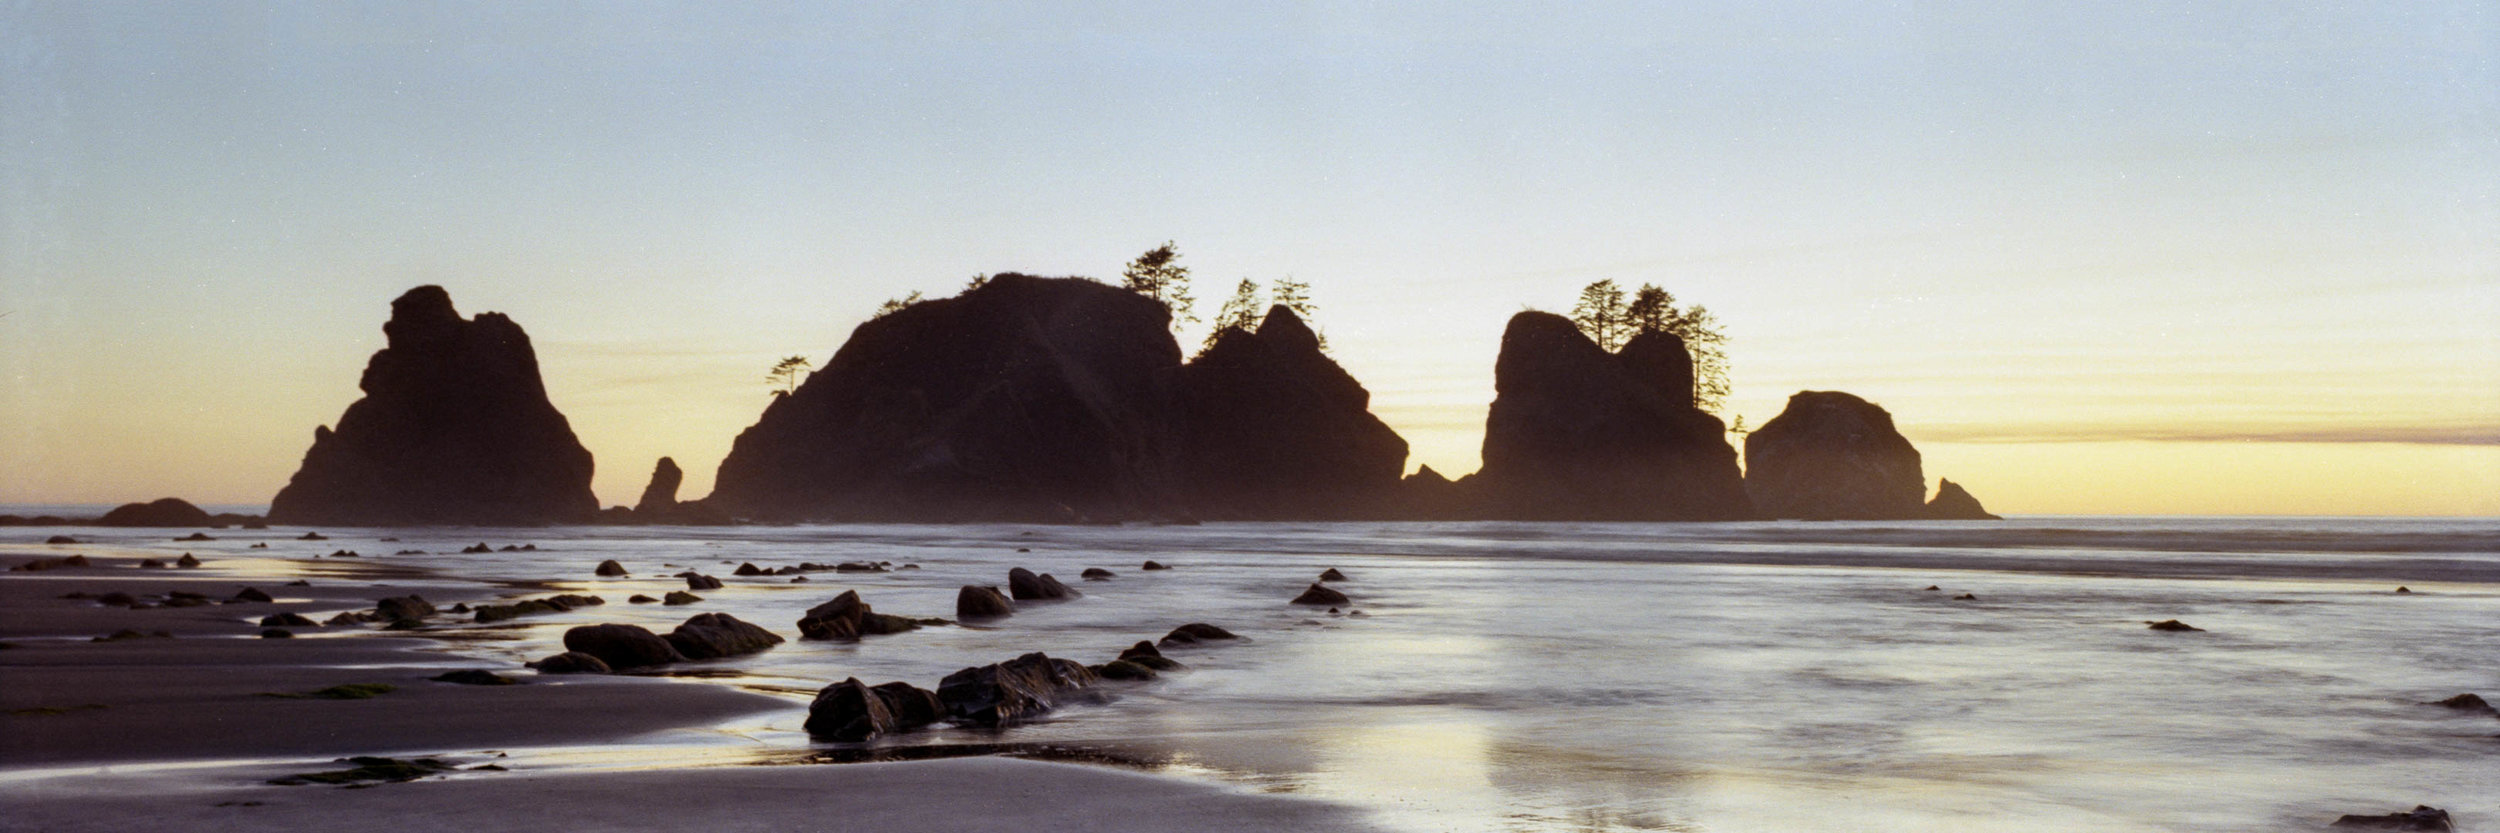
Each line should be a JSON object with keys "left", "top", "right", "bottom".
{"left": 0, "top": 544, "right": 1386, "bottom": 833}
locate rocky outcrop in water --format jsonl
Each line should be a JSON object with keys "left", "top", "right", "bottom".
{"left": 1178, "top": 306, "right": 1408, "bottom": 519}
{"left": 805, "top": 678, "right": 944, "bottom": 741}
{"left": 1925, "top": 478, "right": 2001, "bottom": 520}
{"left": 1743, "top": 391, "right": 1926, "bottom": 520}
{"left": 97, "top": 498, "right": 212, "bottom": 527}
{"left": 707, "top": 275, "right": 1186, "bottom": 523}
{"left": 935, "top": 652, "right": 1103, "bottom": 726}
{"left": 268, "top": 286, "right": 598, "bottom": 526}
{"left": 635, "top": 457, "right": 683, "bottom": 516}
{"left": 1473, "top": 314, "right": 1751, "bottom": 520}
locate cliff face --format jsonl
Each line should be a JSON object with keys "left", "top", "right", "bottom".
{"left": 268, "top": 286, "right": 598, "bottom": 526}
{"left": 1742, "top": 391, "right": 1925, "bottom": 520}
{"left": 1474, "top": 314, "right": 1753, "bottom": 520}
{"left": 1177, "top": 306, "right": 1409, "bottom": 519}
{"left": 706, "top": 274, "right": 1187, "bottom": 522}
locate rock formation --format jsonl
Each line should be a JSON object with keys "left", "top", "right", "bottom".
{"left": 96, "top": 498, "right": 212, "bottom": 527}
{"left": 1743, "top": 391, "right": 1927, "bottom": 520}
{"left": 1177, "top": 306, "right": 1409, "bottom": 519}
{"left": 268, "top": 286, "right": 598, "bottom": 525}
{"left": 936, "top": 652, "right": 1104, "bottom": 726}
{"left": 1473, "top": 314, "right": 1751, "bottom": 520}
{"left": 805, "top": 678, "right": 943, "bottom": 741}
{"left": 635, "top": 457, "right": 683, "bottom": 516}
{"left": 1925, "top": 478, "right": 2001, "bottom": 520}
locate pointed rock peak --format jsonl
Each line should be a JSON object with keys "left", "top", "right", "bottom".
{"left": 1926, "top": 478, "right": 2001, "bottom": 520}
{"left": 385, "top": 285, "right": 465, "bottom": 346}
{"left": 1406, "top": 465, "right": 1453, "bottom": 486}
{"left": 1255, "top": 305, "right": 1319, "bottom": 352}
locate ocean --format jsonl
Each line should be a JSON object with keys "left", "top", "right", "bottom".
{"left": 9, "top": 514, "right": 2496, "bottom": 831}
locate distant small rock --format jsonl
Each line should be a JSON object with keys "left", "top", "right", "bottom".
{"left": 1119, "top": 640, "right": 1185, "bottom": 671}
{"left": 138, "top": 559, "right": 166, "bottom": 569}
{"left": 2145, "top": 620, "right": 2203, "bottom": 632}
{"left": 431, "top": 669, "right": 518, "bottom": 686}
{"left": 1319, "top": 568, "right": 1349, "bottom": 582}
{"left": 98, "top": 498, "right": 214, "bottom": 527}
{"left": 957, "top": 585, "right": 1014, "bottom": 619}
{"left": 232, "top": 587, "right": 274, "bottom": 603}
{"left": 1081, "top": 568, "right": 1116, "bottom": 580}
{"left": 376, "top": 595, "right": 435, "bottom": 621}
{"left": 1952, "top": 593, "right": 1977, "bottom": 601}
{"left": 1291, "top": 583, "right": 1350, "bottom": 606}
{"left": 176, "top": 532, "right": 214, "bottom": 542}
{"left": 526, "top": 651, "right": 612, "bottom": 674}
{"left": 259, "top": 612, "right": 318, "bottom": 628}
{"left": 628, "top": 594, "right": 658, "bottom": 604}
{"left": 1142, "top": 560, "right": 1171, "bottom": 570}
{"left": 461, "top": 543, "right": 493, "bottom": 554}
{"left": 298, "top": 532, "right": 328, "bottom": 541}
{"left": 2425, "top": 693, "right": 2496, "bottom": 717}
{"left": 2394, "top": 586, "right": 2411, "bottom": 594}
{"left": 594, "top": 560, "right": 628, "bottom": 577}
{"left": 44, "top": 535, "right": 77, "bottom": 544}
{"left": 733, "top": 562, "right": 765, "bottom": 576}
{"left": 2328, "top": 806, "right": 2452, "bottom": 831}
{"left": 176, "top": 554, "right": 201, "bottom": 567}
{"left": 1159, "top": 623, "right": 1239, "bottom": 647}
{"left": 662, "top": 591, "right": 702, "bottom": 606}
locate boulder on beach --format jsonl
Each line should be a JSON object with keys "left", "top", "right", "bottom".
{"left": 561, "top": 623, "right": 686, "bottom": 670}
{"left": 1142, "top": 560, "right": 1171, "bottom": 571}
{"left": 1081, "top": 567, "right": 1116, "bottom": 580}
{"left": 936, "top": 652, "right": 1104, "bottom": 726}
{"left": 1925, "top": 478, "right": 2002, "bottom": 520}
{"left": 663, "top": 613, "right": 785, "bottom": 660}
{"left": 266, "top": 285, "right": 599, "bottom": 526}
{"left": 97, "top": 498, "right": 214, "bottom": 527}
{"left": 259, "top": 612, "right": 318, "bottom": 628}
{"left": 796, "top": 590, "right": 925, "bottom": 641}
{"left": 1007, "top": 567, "right": 1080, "bottom": 601}
{"left": 804, "top": 677, "right": 944, "bottom": 741}
{"left": 1119, "top": 640, "right": 1185, "bottom": 671}
{"left": 1291, "top": 583, "right": 1350, "bottom": 606}
{"left": 663, "top": 591, "right": 702, "bottom": 606}
{"left": 707, "top": 274, "right": 1189, "bottom": 523}
{"left": 2328, "top": 806, "right": 2453, "bottom": 831}
{"left": 594, "top": 559, "right": 628, "bottom": 577}
{"left": 1178, "top": 306, "right": 1409, "bottom": 519}
{"left": 1742, "top": 391, "right": 1926, "bottom": 520}
{"left": 957, "top": 585, "right": 1013, "bottom": 618}
{"left": 375, "top": 595, "right": 434, "bottom": 621}
{"left": 526, "top": 651, "right": 613, "bottom": 674}
{"left": 1159, "top": 623, "right": 1239, "bottom": 647}
{"left": 1474, "top": 315, "right": 1752, "bottom": 520}
{"left": 683, "top": 573, "right": 723, "bottom": 590}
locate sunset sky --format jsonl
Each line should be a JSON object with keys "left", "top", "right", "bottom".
{"left": 3, "top": 2, "right": 2494, "bottom": 515}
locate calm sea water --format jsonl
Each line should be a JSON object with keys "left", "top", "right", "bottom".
{"left": 12, "top": 514, "right": 2498, "bottom": 831}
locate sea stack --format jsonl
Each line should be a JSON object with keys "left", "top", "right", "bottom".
{"left": 1742, "top": 391, "right": 1926, "bottom": 520}
{"left": 1925, "top": 478, "right": 2002, "bottom": 520}
{"left": 267, "top": 286, "right": 598, "bottom": 526}
{"left": 1473, "top": 313, "right": 1751, "bottom": 520}
{"left": 635, "top": 457, "right": 684, "bottom": 516}
{"left": 1178, "top": 305, "right": 1409, "bottom": 519}
{"left": 707, "top": 274, "right": 1186, "bottom": 522}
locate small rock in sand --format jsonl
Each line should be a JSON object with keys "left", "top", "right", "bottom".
{"left": 561, "top": 623, "right": 686, "bottom": 669}
{"left": 231, "top": 587, "right": 274, "bottom": 603}
{"left": 259, "top": 612, "right": 318, "bottom": 628}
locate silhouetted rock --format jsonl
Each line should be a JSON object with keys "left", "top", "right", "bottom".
{"left": 561, "top": 623, "right": 686, "bottom": 670}
{"left": 1319, "top": 568, "right": 1349, "bottom": 582}
{"left": 376, "top": 595, "right": 435, "bottom": 621}
{"left": 1007, "top": 567, "right": 1079, "bottom": 600}
{"left": 663, "top": 613, "right": 784, "bottom": 660}
{"left": 1142, "top": 560, "right": 1171, "bottom": 571}
{"left": 2330, "top": 806, "right": 2452, "bottom": 831}
{"left": 683, "top": 573, "right": 723, "bottom": 590}
{"left": 97, "top": 498, "right": 213, "bottom": 527}
{"left": 1925, "top": 478, "right": 2002, "bottom": 520}
{"left": 1475, "top": 315, "right": 1751, "bottom": 520}
{"left": 259, "top": 612, "right": 318, "bottom": 627}
{"left": 526, "top": 651, "right": 612, "bottom": 674}
{"left": 1081, "top": 568, "right": 1116, "bottom": 580}
{"left": 594, "top": 559, "right": 628, "bottom": 577}
{"left": 431, "top": 669, "right": 518, "bottom": 685}
{"left": 1178, "top": 306, "right": 1409, "bottom": 519}
{"left": 175, "top": 532, "right": 213, "bottom": 541}
{"left": 805, "top": 678, "right": 943, "bottom": 741}
{"left": 733, "top": 562, "right": 765, "bottom": 576}
{"left": 2426, "top": 693, "right": 2496, "bottom": 716}
{"left": 796, "top": 590, "right": 925, "bottom": 640}
{"left": 936, "top": 652, "right": 1104, "bottom": 726}
{"left": 709, "top": 275, "right": 1187, "bottom": 523}
{"left": 1292, "top": 583, "right": 1350, "bottom": 606}
{"left": 1744, "top": 391, "right": 1926, "bottom": 520}
{"left": 1119, "top": 640, "right": 1185, "bottom": 671}
{"left": 957, "top": 585, "right": 1013, "bottom": 618}
{"left": 267, "top": 286, "right": 598, "bottom": 525}
{"left": 11, "top": 555, "right": 90, "bottom": 572}
{"left": 44, "top": 535, "right": 77, "bottom": 544}
{"left": 635, "top": 457, "right": 684, "bottom": 516}
{"left": 2146, "top": 619, "right": 2203, "bottom": 632}
{"left": 231, "top": 587, "right": 273, "bottom": 603}
{"left": 1159, "top": 623, "right": 1239, "bottom": 647}
{"left": 662, "top": 591, "right": 702, "bottom": 606}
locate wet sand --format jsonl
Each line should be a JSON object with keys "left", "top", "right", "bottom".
{"left": 0, "top": 548, "right": 1384, "bottom": 832}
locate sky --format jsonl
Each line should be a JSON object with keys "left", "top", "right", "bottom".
{"left": 3, "top": 2, "right": 2495, "bottom": 515}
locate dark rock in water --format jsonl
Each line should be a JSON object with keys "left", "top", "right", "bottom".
{"left": 1952, "top": 593, "right": 1978, "bottom": 601}
{"left": 176, "top": 532, "right": 214, "bottom": 541}
{"left": 94, "top": 592, "right": 137, "bottom": 607}
{"left": 708, "top": 275, "right": 1188, "bottom": 523}
{"left": 683, "top": 573, "right": 723, "bottom": 590}
{"left": 1178, "top": 306, "right": 1409, "bottom": 519}
{"left": 299, "top": 532, "right": 328, "bottom": 541}
{"left": 957, "top": 585, "right": 1014, "bottom": 618}
{"left": 663, "top": 612, "right": 785, "bottom": 660}
{"left": 797, "top": 590, "right": 924, "bottom": 641}
{"left": 259, "top": 612, "right": 317, "bottom": 627}
{"left": 1476, "top": 316, "right": 1751, "bottom": 520}
{"left": 635, "top": 456, "right": 684, "bottom": 516}
{"left": 1119, "top": 641, "right": 1186, "bottom": 671}
{"left": 1159, "top": 623, "right": 1239, "bottom": 647}
{"left": 2329, "top": 806, "right": 2453, "bottom": 831}
{"left": 1007, "top": 567, "right": 1080, "bottom": 600}
{"left": 1096, "top": 659, "right": 1158, "bottom": 681}
{"left": 2426, "top": 693, "right": 2496, "bottom": 716}
{"left": 805, "top": 677, "right": 944, "bottom": 741}
{"left": 1923, "top": 585, "right": 1940, "bottom": 591}
{"left": 1319, "top": 568, "right": 1349, "bottom": 582}
{"left": 628, "top": 594, "right": 657, "bottom": 604}
{"left": 138, "top": 559, "right": 165, "bottom": 569}
{"left": 461, "top": 543, "right": 494, "bottom": 554}
{"left": 259, "top": 628, "right": 294, "bottom": 639}
{"left": 595, "top": 559, "right": 627, "bottom": 577}
{"left": 232, "top": 587, "right": 273, "bottom": 603}
{"left": 12, "top": 554, "right": 92, "bottom": 572}
{"left": 1744, "top": 391, "right": 1926, "bottom": 520}
{"left": 1142, "top": 560, "right": 1171, "bottom": 571}
{"left": 1081, "top": 567, "right": 1116, "bottom": 580}
{"left": 561, "top": 623, "right": 686, "bottom": 669}
{"left": 833, "top": 561, "right": 887, "bottom": 573}
{"left": 431, "top": 669, "right": 518, "bottom": 686}
{"left": 733, "top": 562, "right": 765, "bottom": 576}
{"left": 98, "top": 498, "right": 213, "bottom": 527}
{"left": 1925, "top": 478, "right": 2002, "bottom": 520}
{"left": 936, "top": 652, "right": 1104, "bottom": 726}
{"left": 662, "top": 591, "right": 702, "bottom": 606}
{"left": 176, "top": 553, "right": 201, "bottom": 568}
{"left": 2146, "top": 619, "right": 2203, "bottom": 632}
{"left": 267, "top": 285, "right": 599, "bottom": 526}
{"left": 376, "top": 595, "right": 434, "bottom": 621}
{"left": 2394, "top": 586, "right": 2411, "bottom": 594}
{"left": 526, "top": 651, "right": 612, "bottom": 674}
{"left": 1291, "top": 583, "right": 1350, "bottom": 606}
{"left": 45, "top": 535, "right": 78, "bottom": 544}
